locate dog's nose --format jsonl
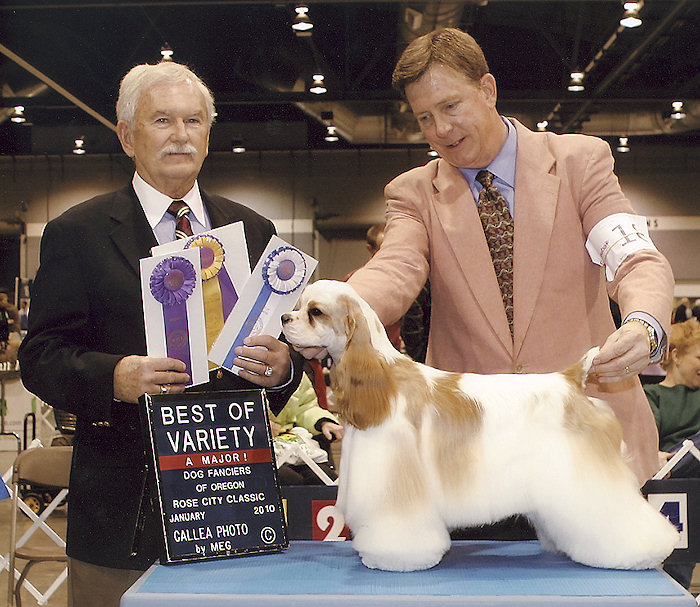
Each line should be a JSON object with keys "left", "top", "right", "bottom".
{"left": 281, "top": 313, "right": 292, "bottom": 325}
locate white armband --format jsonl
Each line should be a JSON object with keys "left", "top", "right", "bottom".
{"left": 585, "top": 213, "right": 657, "bottom": 281}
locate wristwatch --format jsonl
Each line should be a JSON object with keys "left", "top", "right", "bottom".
{"left": 623, "top": 317, "right": 658, "bottom": 355}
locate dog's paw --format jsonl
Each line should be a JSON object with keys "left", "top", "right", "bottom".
{"left": 360, "top": 549, "right": 444, "bottom": 572}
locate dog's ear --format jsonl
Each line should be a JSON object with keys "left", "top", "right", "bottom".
{"left": 331, "top": 295, "right": 394, "bottom": 429}
{"left": 342, "top": 295, "right": 371, "bottom": 347}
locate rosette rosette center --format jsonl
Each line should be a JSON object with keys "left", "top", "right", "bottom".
{"left": 185, "top": 235, "right": 225, "bottom": 281}
{"left": 149, "top": 256, "right": 197, "bottom": 307}
{"left": 264, "top": 247, "right": 307, "bottom": 295}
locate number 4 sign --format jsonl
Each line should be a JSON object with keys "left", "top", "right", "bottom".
{"left": 647, "top": 493, "right": 687, "bottom": 550}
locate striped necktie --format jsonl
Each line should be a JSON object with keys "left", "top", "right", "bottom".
{"left": 167, "top": 200, "right": 193, "bottom": 240}
{"left": 476, "top": 170, "right": 514, "bottom": 334}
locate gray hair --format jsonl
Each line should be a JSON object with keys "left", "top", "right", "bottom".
{"left": 116, "top": 61, "right": 215, "bottom": 127}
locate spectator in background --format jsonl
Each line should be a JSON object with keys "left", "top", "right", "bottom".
{"left": 18, "top": 300, "right": 29, "bottom": 333}
{"left": 0, "top": 290, "right": 20, "bottom": 358}
{"left": 674, "top": 297, "right": 691, "bottom": 323}
{"left": 646, "top": 320, "right": 700, "bottom": 478}
{"left": 271, "top": 373, "right": 344, "bottom": 485}
{"left": 692, "top": 299, "right": 700, "bottom": 323}
{"left": 644, "top": 319, "right": 700, "bottom": 588}
{"left": 0, "top": 294, "right": 10, "bottom": 354}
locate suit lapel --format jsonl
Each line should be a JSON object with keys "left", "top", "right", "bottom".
{"left": 510, "top": 120, "right": 559, "bottom": 356}
{"left": 108, "top": 186, "right": 157, "bottom": 276}
{"left": 201, "top": 190, "right": 229, "bottom": 229}
{"left": 433, "top": 160, "right": 513, "bottom": 353}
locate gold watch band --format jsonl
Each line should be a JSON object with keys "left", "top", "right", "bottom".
{"left": 623, "top": 318, "right": 658, "bottom": 355}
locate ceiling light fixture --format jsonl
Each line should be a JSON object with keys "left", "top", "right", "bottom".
{"left": 670, "top": 100, "right": 686, "bottom": 120}
{"left": 309, "top": 73, "right": 327, "bottom": 95}
{"left": 231, "top": 138, "right": 246, "bottom": 154}
{"left": 73, "top": 136, "right": 86, "bottom": 155}
{"left": 10, "top": 106, "right": 26, "bottom": 123}
{"left": 536, "top": 120, "right": 549, "bottom": 132}
{"left": 321, "top": 110, "right": 340, "bottom": 143}
{"left": 427, "top": 148, "right": 439, "bottom": 157}
{"left": 567, "top": 70, "right": 585, "bottom": 92}
{"left": 324, "top": 125, "right": 339, "bottom": 143}
{"left": 160, "top": 43, "right": 174, "bottom": 61}
{"left": 292, "top": 5, "right": 313, "bottom": 35}
{"left": 620, "top": 2, "right": 642, "bottom": 28}
{"left": 616, "top": 136, "right": 630, "bottom": 153}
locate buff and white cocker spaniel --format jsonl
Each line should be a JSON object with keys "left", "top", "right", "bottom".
{"left": 281, "top": 280, "right": 678, "bottom": 572}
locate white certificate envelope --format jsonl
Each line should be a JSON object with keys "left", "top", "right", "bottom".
{"left": 140, "top": 248, "right": 209, "bottom": 387}
{"left": 209, "top": 235, "right": 318, "bottom": 372}
{"left": 151, "top": 222, "right": 250, "bottom": 360}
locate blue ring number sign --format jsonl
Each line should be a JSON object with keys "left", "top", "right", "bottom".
{"left": 142, "top": 389, "right": 288, "bottom": 564}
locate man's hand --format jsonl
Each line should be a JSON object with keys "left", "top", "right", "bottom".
{"left": 234, "top": 335, "right": 292, "bottom": 388}
{"left": 113, "top": 355, "right": 189, "bottom": 403}
{"left": 592, "top": 321, "right": 651, "bottom": 383}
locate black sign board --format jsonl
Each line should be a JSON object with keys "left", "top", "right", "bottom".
{"left": 142, "top": 389, "right": 288, "bottom": 564}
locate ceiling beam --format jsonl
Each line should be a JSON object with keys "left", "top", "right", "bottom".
{"left": 0, "top": 42, "right": 116, "bottom": 131}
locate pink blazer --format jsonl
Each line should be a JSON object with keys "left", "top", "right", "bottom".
{"left": 348, "top": 119, "right": 674, "bottom": 483}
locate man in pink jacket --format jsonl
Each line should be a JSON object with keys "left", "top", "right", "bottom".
{"left": 348, "top": 28, "right": 673, "bottom": 485}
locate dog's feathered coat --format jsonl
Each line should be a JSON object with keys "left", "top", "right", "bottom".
{"left": 282, "top": 280, "right": 678, "bottom": 572}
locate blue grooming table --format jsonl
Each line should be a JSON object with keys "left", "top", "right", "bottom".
{"left": 120, "top": 540, "right": 695, "bottom": 606}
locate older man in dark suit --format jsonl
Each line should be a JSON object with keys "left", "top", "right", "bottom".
{"left": 18, "top": 61, "right": 302, "bottom": 606}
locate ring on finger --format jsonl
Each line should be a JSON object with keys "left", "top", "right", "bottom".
{"left": 624, "top": 366, "right": 630, "bottom": 375}
{"left": 264, "top": 365, "right": 273, "bottom": 377}
{"left": 160, "top": 384, "right": 169, "bottom": 394}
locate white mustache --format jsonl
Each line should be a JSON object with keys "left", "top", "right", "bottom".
{"left": 160, "top": 144, "right": 197, "bottom": 157}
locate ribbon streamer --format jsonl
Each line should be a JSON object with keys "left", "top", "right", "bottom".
{"left": 222, "top": 246, "right": 307, "bottom": 369}
{"left": 149, "top": 256, "right": 197, "bottom": 378}
{"left": 185, "top": 235, "right": 239, "bottom": 362}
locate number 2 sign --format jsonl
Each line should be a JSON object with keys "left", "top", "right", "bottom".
{"left": 312, "top": 500, "right": 349, "bottom": 541}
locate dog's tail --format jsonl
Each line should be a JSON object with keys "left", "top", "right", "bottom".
{"left": 564, "top": 346, "right": 600, "bottom": 389}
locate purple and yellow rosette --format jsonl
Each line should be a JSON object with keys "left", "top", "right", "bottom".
{"left": 149, "top": 256, "right": 197, "bottom": 379}
{"left": 184, "top": 235, "right": 238, "bottom": 359}
{"left": 222, "top": 246, "right": 307, "bottom": 369}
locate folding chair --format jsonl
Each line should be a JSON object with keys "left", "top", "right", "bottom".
{"left": 6, "top": 445, "right": 72, "bottom": 607}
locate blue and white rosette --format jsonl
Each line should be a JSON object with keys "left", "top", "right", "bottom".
{"left": 149, "top": 256, "right": 197, "bottom": 379}
{"left": 222, "top": 246, "right": 307, "bottom": 369}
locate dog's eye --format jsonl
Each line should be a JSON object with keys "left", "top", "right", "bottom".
{"left": 308, "top": 307, "right": 323, "bottom": 318}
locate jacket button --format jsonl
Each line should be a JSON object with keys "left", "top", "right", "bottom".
{"left": 216, "top": 369, "right": 223, "bottom": 380}
{"left": 514, "top": 364, "right": 523, "bottom": 373}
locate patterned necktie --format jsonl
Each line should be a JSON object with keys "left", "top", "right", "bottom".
{"left": 167, "top": 200, "right": 193, "bottom": 239}
{"left": 476, "top": 170, "right": 514, "bottom": 334}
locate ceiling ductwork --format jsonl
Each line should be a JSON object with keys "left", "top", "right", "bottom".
{"left": 0, "top": 1, "right": 697, "bottom": 155}
{"left": 295, "top": 0, "right": 699, "bottom": 146}
{"left": 570, "top": 101, "right": 700, "bottom": 138}
{"left": 295, "top": 0, "right": 465, "bottom": 144}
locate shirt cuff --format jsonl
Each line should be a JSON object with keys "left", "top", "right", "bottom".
{"left": 266, "top": 359, "right": 296, "bottom": 392}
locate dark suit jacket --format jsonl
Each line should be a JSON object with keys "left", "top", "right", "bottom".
{"left": 18, "top": 184, "right": 302, "bottom": 570}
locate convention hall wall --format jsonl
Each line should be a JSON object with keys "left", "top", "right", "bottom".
{"left": 0, "top": 144, "right": 699, "bottom": 295}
